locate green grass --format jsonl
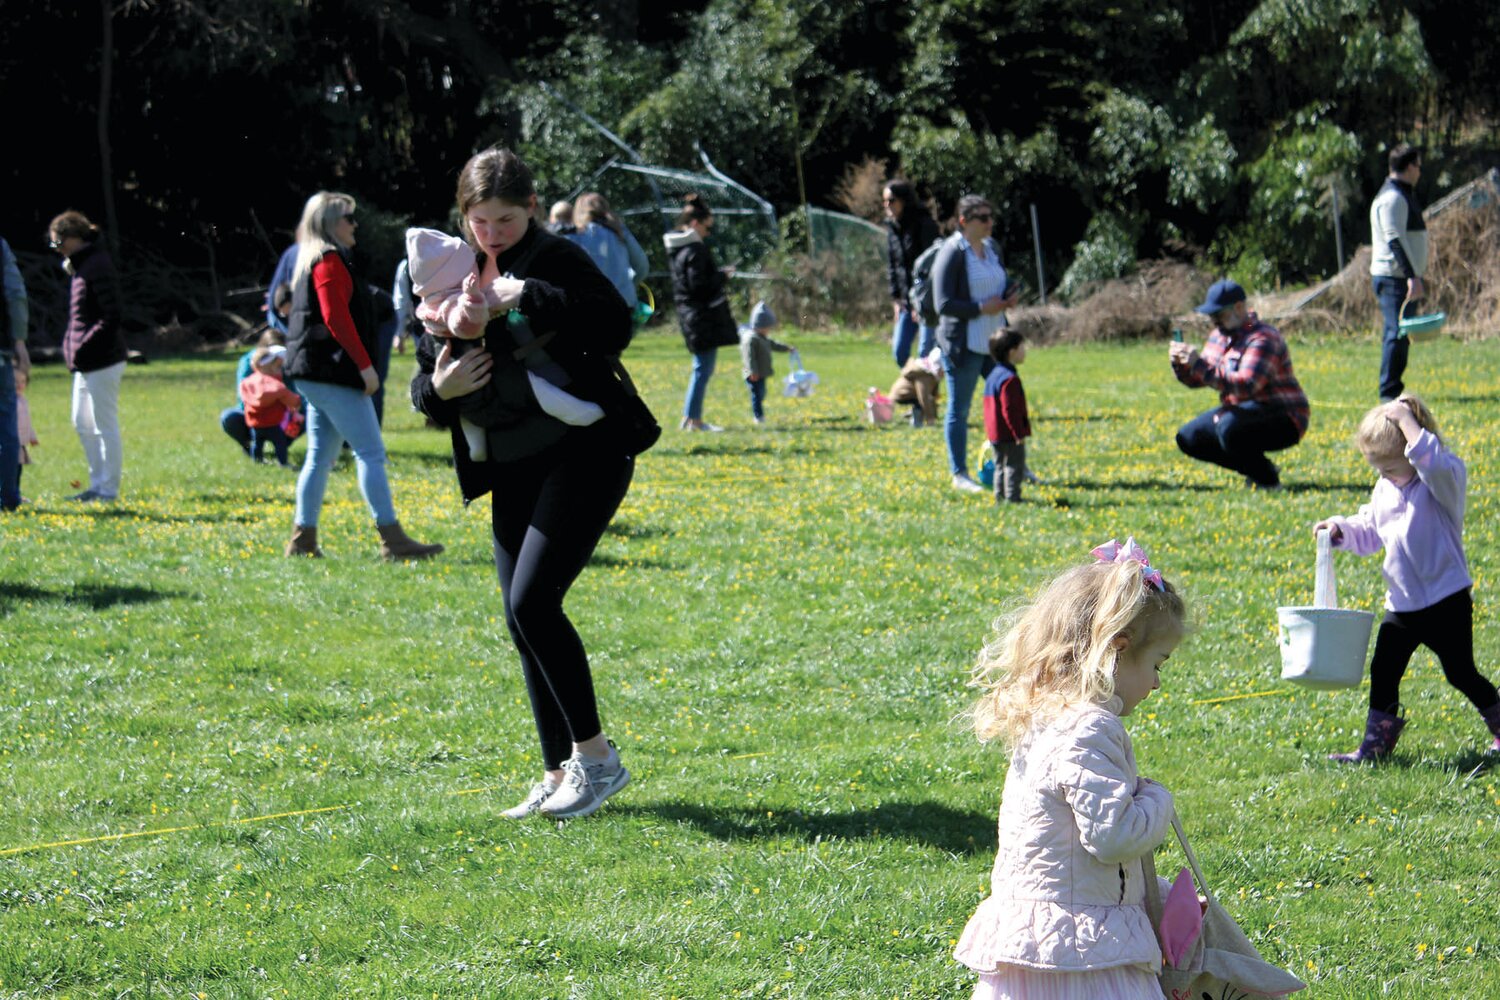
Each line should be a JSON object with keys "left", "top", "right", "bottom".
{"left": 2, "top": 329, "right": 1498, "bottom": 998}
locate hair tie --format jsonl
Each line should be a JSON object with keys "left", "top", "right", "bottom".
{"left": 1091, "top": 536, "right": 1165, "bottom": 591}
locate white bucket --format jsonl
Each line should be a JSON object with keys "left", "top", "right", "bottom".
{"left": 1276, "top": 606, "right": 1375, "bottom": 689}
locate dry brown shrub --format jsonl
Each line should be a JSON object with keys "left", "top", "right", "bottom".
{"left": 762, "top": 247, "right": 889, "bottom": 331}
{"left": 1023, "top": 261, "right": 1211, "bottom": 343}
{"left": 831, "top": 156, "right": 890, "bottom": 224}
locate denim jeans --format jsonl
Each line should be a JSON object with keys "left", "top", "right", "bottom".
{"left": 71, "top": 360, "right": 127, "bottom": 498}
{"left": 942, "top": 349, "right": 989, "bottom": 476}
{"left": 220, "top": 406, "right": 251, "bottom": 455}
{"left": 892, "top": 309, "right": 936, "bottom": 367}
{"left": 1373, "top": 276, "right": 1413, "bottom": 400}
{"left": 0, "top": 352, "right": 19, "bottom": 509}
{"left": 1175, "top": 401, "right": 1303, "bottom": 486}
{"left": 746, "top": 376, "right": 767, "bottom": 420}
{"left": 294, "top": 379, "right": 396, "bottom": 527}
{"left": 683, "top": 347, "right": 717, "bottom": 421}
{"left": 250, "top": 425, "right": 292, "bottom": 464}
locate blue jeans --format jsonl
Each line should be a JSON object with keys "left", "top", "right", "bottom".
{"left": 1175, "top": 401, "right": 1303, "bottom": 486}
{"left": 221, "top": 406, "right": 251, "bottom": 455}
{"left": 1373, "top": 276, "right": 1413, "bottom": 400}
{"left": 746, "top": 377, "right": 767, "bottom": 420}
{"left": 683, "top": 348, "right": 717, "bottom": 421}
{"left": 251, "top": 425, "right": 292, "bottom": 464}
{"left": 892, "top": 310, "right": 936, "bottom": 367}
{"left": 0, "top": 352, "right": 19, "bottom": 510}
{"left": 294, "top": 380, "right": 396, "bottom": 527}
{"left": 942, "top": 349, "right": 989, "bottom": 476}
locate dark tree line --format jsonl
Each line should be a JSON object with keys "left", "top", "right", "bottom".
{"left": 5, "top": 0, "right": 1499, "bottom": 337}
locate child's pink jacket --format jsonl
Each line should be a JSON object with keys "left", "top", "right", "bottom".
{"left": 954, "top": 700, "right": 1173, "bottom": 975}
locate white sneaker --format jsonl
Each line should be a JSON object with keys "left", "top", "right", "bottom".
{"left": 951, "top": 474, "right": 985, "bottom": 494}
{"left": 501, "top": 778, "right": 559, "bottom": 819}
{"left": 539, "top": 750, "right": 631, "bottom": 819}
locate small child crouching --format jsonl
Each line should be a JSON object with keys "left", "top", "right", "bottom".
{"left": 738, "top": 301, "right": 793, "bottom": 424}
{"left": 982, "top": 329, "right": 1030, "bottom": 502}
{"left": 238, "top": 345, "right": 303, "bottom": 467}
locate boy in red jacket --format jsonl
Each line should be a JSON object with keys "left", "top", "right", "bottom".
{"left": 982, "top": 329, "right": 1031, "bottom": 503}
{"left": 238, "top": 345, "right": 303, "bottom": 467}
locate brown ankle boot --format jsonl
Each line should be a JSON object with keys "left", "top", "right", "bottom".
{"left": 377, "top": 521, "right": 444, "bottom": 561}
{"left": 285, "top": 524, "right": 322, "bottom": 557}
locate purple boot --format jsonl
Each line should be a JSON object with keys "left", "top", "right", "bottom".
{"left": 1481, "top": 702, "right": 1500, "bottom": 753}
{"left": 1330, "top": 707, "right": 1406, "bottom": 764}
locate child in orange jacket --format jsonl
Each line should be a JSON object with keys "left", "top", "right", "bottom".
{"left": 238, "top": 345, "right": 303, "bottom": 467}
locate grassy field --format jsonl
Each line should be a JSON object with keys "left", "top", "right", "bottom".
{"left": 1, "top": 327, "right": 1498, "bottom": 998}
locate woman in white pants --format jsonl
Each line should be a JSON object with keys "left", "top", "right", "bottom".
{"left": 49, "top": 211, "right": 127, "bottom": 502}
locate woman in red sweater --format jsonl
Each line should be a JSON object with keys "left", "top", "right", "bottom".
{"left": 282, "top": 191, "right": 441, "bottom": 560}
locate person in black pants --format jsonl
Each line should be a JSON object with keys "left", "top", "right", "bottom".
{"left": 411, "top": 147, "right": 638, "bottom": 820}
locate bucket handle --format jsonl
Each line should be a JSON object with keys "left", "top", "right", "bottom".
{"left": 1314, "top": 528, "right": 1338, "bottom": 609}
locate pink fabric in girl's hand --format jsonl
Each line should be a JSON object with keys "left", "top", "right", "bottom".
{"left": 1159, "top": 867, "right": 1203, "bottom": 968}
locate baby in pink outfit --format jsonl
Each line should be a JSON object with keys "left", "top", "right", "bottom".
{"left": 406, "top": 228, "right": 500, "bottom": 461}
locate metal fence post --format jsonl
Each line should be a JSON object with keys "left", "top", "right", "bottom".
{"left": 1330, "top": 181, "right": 1345, "bottom": 273}
{"left": 1029, "top": 203, "right": 1047, "bottom": 305}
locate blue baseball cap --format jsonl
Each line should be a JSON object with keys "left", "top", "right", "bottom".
{"left": 1194, "top": 279, "right": 1247, "bottom": 315}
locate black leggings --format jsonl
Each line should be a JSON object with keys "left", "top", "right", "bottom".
{"left": 491, "top": 428, "right": 633, "bottom": 771}
{"left": 1368, "top": 588, "right": 1500, "bottom": 714}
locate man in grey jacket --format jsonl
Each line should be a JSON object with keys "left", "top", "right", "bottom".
{"left": 1369, "top": 144, "right": 1427, "bottom": 401}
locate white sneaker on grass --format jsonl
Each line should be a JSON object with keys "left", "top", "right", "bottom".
{"left": 539, "top": 750, "right": 631, "bottom": 819}
{"left": 501, "top": 778, "right": 559, "bottom": 820}
{"left": 951, "top": 473, "right": 985, "bottom": 494}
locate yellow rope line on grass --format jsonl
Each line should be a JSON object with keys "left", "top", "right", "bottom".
{"left": 0, "top": 785, "right": 514, "bottom": 859}
{"left": 1191, "top": 689, "right": 1293, "bottom": 706}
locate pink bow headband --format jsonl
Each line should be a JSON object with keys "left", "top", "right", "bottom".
{"left": 1091, "top": 537, "right": 1165, "bottom": 591}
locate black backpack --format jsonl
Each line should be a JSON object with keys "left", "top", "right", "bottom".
{"left": 907, "top": 238, "right": 944, "bottom": 325}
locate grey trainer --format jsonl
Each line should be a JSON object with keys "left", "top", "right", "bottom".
{"left": 501, "top": 779, "right": 559, "bottom": 820}
{"left": 539, "top": 753, "right": 630, "bottom": 819}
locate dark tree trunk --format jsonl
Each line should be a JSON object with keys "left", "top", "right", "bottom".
{"left": 98, "top": 0, "right": 120, "bottom": 259}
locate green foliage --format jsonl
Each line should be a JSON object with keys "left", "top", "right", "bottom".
{"left": 1225, "top": 114, "right": 1363, "bottom": 281}
{"left": 1056, "top": 213, "right": 1142, "bottom": 301}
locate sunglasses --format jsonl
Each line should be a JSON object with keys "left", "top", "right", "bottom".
{"left": 968, "top": 212, "right": 993, "bottom": 223}
{"left": 342, "top": 214, "right": 357, "bottom": 224}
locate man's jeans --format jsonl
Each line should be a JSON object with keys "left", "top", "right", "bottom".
{"left": 1175, "top": 401, "right": 1302, "bottom": 487}
{"left": 1373, "top": 275, "right": 1413, "bottom": 401}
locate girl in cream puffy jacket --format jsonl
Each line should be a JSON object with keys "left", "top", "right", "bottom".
{"left": 954, "top": 539, "right": 1186, "bottom": 1000}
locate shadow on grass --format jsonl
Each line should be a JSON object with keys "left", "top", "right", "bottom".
{"left": 1050, "top": 478, "right": 1368, "bottom": 495}
{"left": 0, "top": 581, "right": 181, "bottom": 615}
{"left": 619, "top": 801, "right": 997, "bottom": 855}
{"left": 605, "top": 519, "right": 672, "bottom": 540}
{"left": 588, "top": 552, "right": 680, "bottom": 571}
{"left": 69, "top": 505, "right": 259, "bottom": 525}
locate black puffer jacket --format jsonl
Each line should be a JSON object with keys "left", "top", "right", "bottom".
{"left": 886, "top": 210, "right": 940, "bottom": 302}
{"left": 411, "top": 223, "right": 633, "bottom": 502}
{"left": 665, "top": 230, "right": 738, "bottom": 353}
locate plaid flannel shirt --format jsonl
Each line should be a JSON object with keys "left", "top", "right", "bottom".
{"left": 1173, "top": 312, "right": 1309, "bottom": 433}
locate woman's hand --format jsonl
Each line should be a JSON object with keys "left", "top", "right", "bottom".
{"left": 1313, "top": 519, "right": 1343, "bottom": 543}
{"left": 359, "top": 366, "right": 380, "bottom": 397}
{"left": 484, "top": 276, "right": 526, "bottom": 315}
{"left": 431, "top": 340, "right": 493, "bottom": 401}
{"left": 892, "top": 300, "right": 907, "bottom": 321}
{"left": 979, "top": 295, "right": 1006, "bottom": 316}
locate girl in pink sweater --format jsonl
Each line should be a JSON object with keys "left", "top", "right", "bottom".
{"left": 955, "top": 539, "right": 1186, "bottom": 1000}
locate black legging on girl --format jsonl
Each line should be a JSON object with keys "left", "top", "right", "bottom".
{"left": 1368, "top": 588, "right": 1500, "bottom": 713}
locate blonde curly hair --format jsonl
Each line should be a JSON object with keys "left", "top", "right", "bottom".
{"left": 969, "top": 559, "right": 1186, "bottom": 746}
